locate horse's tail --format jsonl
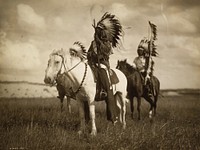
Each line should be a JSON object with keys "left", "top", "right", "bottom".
{"left": 115, "top": 91, "right": 129, "bottom": 104}
{"left": 152, "top": 76, "right": 160, "bottom": 96}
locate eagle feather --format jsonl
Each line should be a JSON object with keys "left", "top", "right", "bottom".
{"left": 69, "top": 41, "right": 87, "bottom": 61}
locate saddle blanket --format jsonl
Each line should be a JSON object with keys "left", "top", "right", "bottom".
{"left": 99, "top": 64, "right": 119, "bottom": 84}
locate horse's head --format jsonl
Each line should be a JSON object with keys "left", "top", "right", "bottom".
{"left": 44, "top": 49, "right": 67, "bottom": 85}
{"left": 116, "top": 59, "right": 128, "bottom": 75}
{"left": 116, "top": 59, "right": 136, "bottom": 76}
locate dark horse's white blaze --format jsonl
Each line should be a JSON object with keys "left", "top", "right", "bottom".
{"left": 44, "top": 50, "right": 128, "bottom": 136}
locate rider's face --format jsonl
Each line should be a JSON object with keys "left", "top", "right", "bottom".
{"left": 138, "top": 49, "right": 144, "bottom": 56}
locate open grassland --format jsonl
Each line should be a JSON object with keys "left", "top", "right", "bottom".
{"left": 0, "top": 95, "right": 200, "bottom": 150}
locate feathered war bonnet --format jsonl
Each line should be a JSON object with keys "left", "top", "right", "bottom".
{"left": 94, "top": 12, "right": 123, "bottom": 48}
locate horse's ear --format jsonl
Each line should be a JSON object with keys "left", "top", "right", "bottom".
{"left": 124, "top": 59, "right": 127, "bottom": 62}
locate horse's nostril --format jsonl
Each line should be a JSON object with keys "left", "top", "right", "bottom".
{"left": 44, "top": 77, "right": 51, "bottom": 84}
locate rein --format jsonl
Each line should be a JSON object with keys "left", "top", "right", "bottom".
{"left": 67, "top": 63, "right": 87, "bottom": 97}
{"left": 55, "top": 54, "right": 87, "bottom": 98}
{"left": 66, "top": 61, "right": 81, "bottom": 73}
{"left": 56, "top": 54, "right": 81, "bottom": 74}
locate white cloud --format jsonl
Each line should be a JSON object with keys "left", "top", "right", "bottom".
{"left": 17, "top": 4, "right": 46, "bottom": 30}
{"left": 54, "top": 16, "right": 64, "bottom": 28}
{"left": 109, "top": 3, "right": 137, "bottom": 21}
{"left": 168, "top": 9, "right": 196, "bottom": 34}
{"left": 165, "top": 35, "right": 200, "bottom": 60}
{"left": 0, "top": 33, "right": 41, "bottom": 70}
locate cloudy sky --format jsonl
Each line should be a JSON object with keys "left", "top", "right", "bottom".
{"left": 0, "top": 0, "right": 199, "bottom": 89}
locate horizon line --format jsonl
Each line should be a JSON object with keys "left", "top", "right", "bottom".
{"left": 0, "top": 80, "right": 199, "bottom": 91}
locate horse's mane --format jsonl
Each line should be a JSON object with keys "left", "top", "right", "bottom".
{"left": 120, "top": 59, "right": 136, "bottom": 73}
{"left": 50, "top": 49, "right": 66, "bottom": 58}
{"left": 126, "top": 62, "right": 136, "bottom": 73}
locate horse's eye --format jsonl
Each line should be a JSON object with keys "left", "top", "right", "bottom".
{"left": 55, "top": 61, "right": 60, "bottom": 64}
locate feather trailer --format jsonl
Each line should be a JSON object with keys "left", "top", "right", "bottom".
{"left": 149, "top": 21, "right": 158, "bottom": 57}
{"left": 69, "top": 41, "right": 87, "bottom": 61}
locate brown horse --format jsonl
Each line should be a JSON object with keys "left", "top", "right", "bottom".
{"left": 116, "top": 59, "right": 160, "bottom": 120}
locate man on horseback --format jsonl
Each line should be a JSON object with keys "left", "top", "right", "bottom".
{"left": 133, "top": 21, "right": 158, "bottom": 97}
{"left": 87, "top": 12, "right": 122, "bottom": 123}
{"left": 133, "top": 37, "right": 152, "bottom": 84}
{"left": 133, "top": 40, "right": 148, "bottom": 84}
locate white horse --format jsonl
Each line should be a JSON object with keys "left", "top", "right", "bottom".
{"left": 44, "top": 49, "right": 127, "bottom": 136}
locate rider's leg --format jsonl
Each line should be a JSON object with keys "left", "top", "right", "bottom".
{"left": 99, "top": 68, "right": 118, "bottom": 123}
{"left": 141, "top": 71, "right": 152, "bottom": 96}
{"left": 146, "top": 75, "right": 152, "bottom": 96}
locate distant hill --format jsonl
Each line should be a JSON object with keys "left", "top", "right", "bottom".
{"left": 0, "top": 81, "right": 58, "bottom": 98}
{"left": 161, "top": 89, "right": 200, "bottom": 96}
{"left": 0, "top": 81, "right": 199, "bottom": 98}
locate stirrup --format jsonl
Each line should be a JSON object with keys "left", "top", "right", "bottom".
{"left": 148, "top": 92, "right": 152, "bottom": 97}
{"left": 113, "top": 116, "right": 118, "bottom": 125}
{"left": 100, "top": 90, "right": 107, "bottom": 98}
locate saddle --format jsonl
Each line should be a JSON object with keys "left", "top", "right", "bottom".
{"left": 90, "top": 65, "right": 119, "bottom": 84}
{"left": 89, "top": 65, "right": 119, "bottom": 101}
{"left": 109, "top": 69, "right": 119, "bottom": 84}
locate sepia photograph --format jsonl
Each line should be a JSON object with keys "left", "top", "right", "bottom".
{"left": 0, "top": 0, "right": 200, "bottom": 149}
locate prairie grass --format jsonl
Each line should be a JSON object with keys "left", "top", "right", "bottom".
{"left": 0, "top": 95, "right": 200, "bottom": 150}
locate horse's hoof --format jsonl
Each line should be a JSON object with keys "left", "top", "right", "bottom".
{"left": 150, "top": 118, "right": 154, "bottom": 123}
{"left": 113, "top": 120, "right": 118, "bottom": 126}
{"left": 131, "top": 113, "right": 134, "bottom": 119}
{"left": 149, "top": 110, "right": 153, "bottom": 119}
{"left": 78, "top": 130, "right": 83, "bottom": 138}
{"left": 90, "top": 130, "right": 97, "bottom": 137}
{"left": 122, "top": 124, "right": 126, "bottom": 130}
{"left": 113, "top": 117, "right": 118, "bottom": 126}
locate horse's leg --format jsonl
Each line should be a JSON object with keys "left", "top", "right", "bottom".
{"left": 56, "top": 85, "right": 65, "bottom": 112}
{"left": 115, "top": 92, "right": 126, "bottom": 129}
{"left": 57, "top": 92, "right": 64, "bottom": 112}
{"left": 152, "top": 76, "right": 160, "bottom": 116}
{"left": 115, "top": 93, "right": 122, "bottom": 123}
{"left": 77, "top": 100, "right": 85, "bottom": 136}
{"left": 105, "top": 98, "right": 112, "bottom": 121}
{"left": 130, "top": 97, "right": 134, "bottom": 119}
{"left": 137, "top": 97, "right": 141, "bottom": 120}
{"left": 143, "top": 94, "right": 155, "bottom": 119}
{"left": 154, "top": 95, "right": 158, "bottom": 116}
{"left": 66, "top": 97, "right": 71, "bottom": 114}
{"left": 60, "top": 97, "right": 64, "bottom": 112}
{"left": 89, "top": 101, "right": 97, "bottom": 136}
{"left": 120, "top": 94, "right": 126, "bottom": 129}
{"left": 84, "top": 101, "right": 90, "bottom": 124}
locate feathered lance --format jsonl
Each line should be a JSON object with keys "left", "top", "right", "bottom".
{"left": 148, "top": 21, "right": 158, "bottom": 76}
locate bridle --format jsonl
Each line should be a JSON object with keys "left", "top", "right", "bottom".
{"left": 52, "top": 53, "right": 88, "bottom": 98}
{"left": 57, "top": 54, "right": 82, "bottom": 75}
